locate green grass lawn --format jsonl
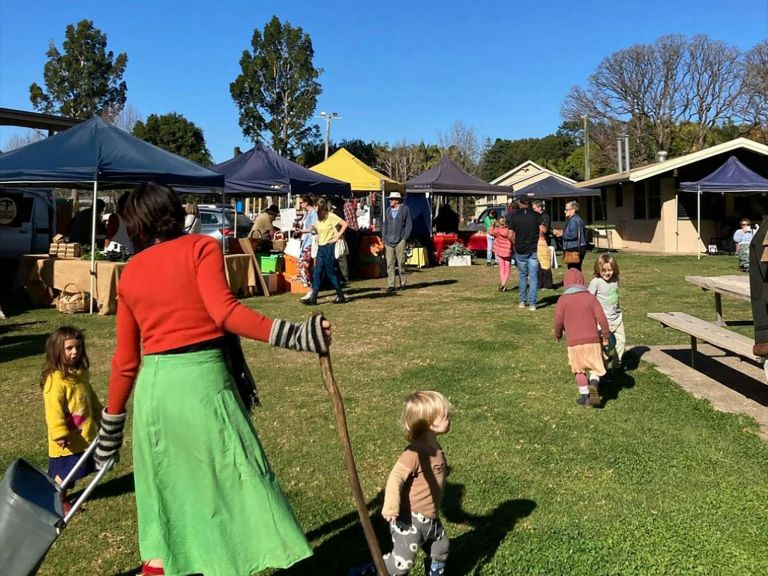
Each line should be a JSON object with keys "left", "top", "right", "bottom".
{"left": 1, "top": 253, "right": 766, "bottom": 575}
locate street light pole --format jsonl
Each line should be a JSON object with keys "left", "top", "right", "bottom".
{"left": 320, "top": 111, "right": 342, "bottom": 160}
{"left": 582, "top": 115, "right": 590, "bottom": 180}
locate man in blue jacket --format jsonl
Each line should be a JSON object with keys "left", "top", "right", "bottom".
{"left": 383, "top": 192, "right": 412, "bottom": 292}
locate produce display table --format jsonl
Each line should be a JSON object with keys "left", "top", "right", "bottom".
{"left": 14, "top": 253, "right": 257, "bottom": 314}
{"left": 14, "top": 256, "right": 125, "bottom": 315}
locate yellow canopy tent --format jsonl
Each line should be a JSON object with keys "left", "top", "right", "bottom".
{"left": 310, "top": 148, "right": 404, "bottom": 194}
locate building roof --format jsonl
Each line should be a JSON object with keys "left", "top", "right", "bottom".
{"left": 0, "top": 107, "right": 81, "bottom": 135}
{"left": 578, "top": 137, "right": 768, "bottom": 188}
{"left": 490, "top": 159, "right": 576, "bottom": 188}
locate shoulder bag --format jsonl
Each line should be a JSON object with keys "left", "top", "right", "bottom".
{"left": 334, "top": 237, "right": 349, "bottom": 259}
{"left": 563, "top": 220, "right": 582, "bottom": 264}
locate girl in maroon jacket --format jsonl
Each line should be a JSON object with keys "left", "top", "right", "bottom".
{"left": 554, "top": 269, "right": 610, "bottom": 407}
{"left": 490, "top": 217, "right": 514, "bottom": 292}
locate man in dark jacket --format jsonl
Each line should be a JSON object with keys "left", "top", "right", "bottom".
{"left": 383, "top": 192, "right": 412, "bottom": 292}
{"left": 509, "top": 197, "right": 543, "bottom": 310}
{"left": 750, "top": 218, "right": 768, "bottom": 358}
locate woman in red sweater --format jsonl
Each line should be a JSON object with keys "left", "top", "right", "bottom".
{"left": 94, "top": 182, "right": 330, "bottom": 576}
{"left": 554, "top": 268, "right": 610, "bottom": 407}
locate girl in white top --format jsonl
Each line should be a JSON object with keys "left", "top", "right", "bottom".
{"left": 588, "top": 253, "right": 624, "bottom": 371}
{"left": 184, "top": 202, "right": 202, "bottom": 234}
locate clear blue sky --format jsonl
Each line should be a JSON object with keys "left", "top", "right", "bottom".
{"left": 1, "top": 0, "right": 766, "bottom": 164}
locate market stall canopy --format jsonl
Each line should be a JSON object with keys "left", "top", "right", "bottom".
{"left": 679, "top": 155, "right": 768, "bottom": 193}
{"left": 406, "top": 156, "right": 510, "bottom": 195}
{"left": 202, "top": 143, "right": 350, "bottom": 196}
{"left": 516, "top": 175, "right": 600, "bottom": 199}
{"left": 309, "top": 148, "right": 404, "bottom": 193}
{"left": 0, "top": 116, "right": 224, "bottom": 189}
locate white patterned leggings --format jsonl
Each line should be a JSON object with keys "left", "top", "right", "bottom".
{"left": 384, "top": 512, "right": 449, "bottom": 575}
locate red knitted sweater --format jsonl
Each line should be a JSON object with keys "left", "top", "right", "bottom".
{"left": 553, "top": 269, "right": 610, "bottom": 347}
{"left": 107, "top": 235, "right": 273, "bottom": 414}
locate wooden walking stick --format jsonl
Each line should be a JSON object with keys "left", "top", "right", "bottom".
{"left": 318, "top": 352, "right": 388, "bottom": 576}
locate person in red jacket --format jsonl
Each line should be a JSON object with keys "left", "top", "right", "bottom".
{"left": 554, "top": 268, "right": 610, "bottom": 407}
{"left": 93, "top": 182, "right": 331, "bottom": 576}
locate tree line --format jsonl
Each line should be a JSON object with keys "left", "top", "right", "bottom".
{"left": 18, "top": 18, "right": 768, "bottom": 182}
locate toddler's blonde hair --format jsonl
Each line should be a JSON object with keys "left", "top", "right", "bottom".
{"left": 401, "top": 391, "right": 452, "bottom": 440}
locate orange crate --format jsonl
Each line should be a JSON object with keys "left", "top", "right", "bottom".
{"left": 284, "top": 255, "right": 299, "bottom": 277}
{"left": 288, "top": 276, "right": 310, "bottom": 294}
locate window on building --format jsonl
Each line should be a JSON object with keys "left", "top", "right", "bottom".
{"left": 634, "top": 187, "right": 647, "bottom": 220}
{"left": 614, "top": 186, "right": 623, "bottom": 208}
{"left": 648, "top": 180, "right": 661, "bottom": 219}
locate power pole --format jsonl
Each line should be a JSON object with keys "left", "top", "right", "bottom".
{"left": 320, "top": 111, "right": 342, "bottom": 160}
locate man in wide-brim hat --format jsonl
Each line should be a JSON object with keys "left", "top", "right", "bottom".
{"left": 249, "top": 204, "right": 280, "bottom": 240}
{"left": 383, "top": 192, "right": 412, "bottom": 293}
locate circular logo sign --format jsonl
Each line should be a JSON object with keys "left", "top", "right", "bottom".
{"left": 0, "top": 197, "right": 18, "bottom": 225}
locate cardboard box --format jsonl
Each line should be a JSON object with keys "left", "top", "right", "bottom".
{"left": 263, "top": 273, "right": 287, "bottom": 294}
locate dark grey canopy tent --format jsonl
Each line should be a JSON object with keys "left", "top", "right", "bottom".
{"left": 404, "top": 156, "right": 510, "bottom": 232}
{"left": 406, "top": 156, "right": 510, "bottom": 195}
{"left": 515, "top": 175, "right": 600, "bottom": 199}
{"left": 679, "top": 155, "right": 768, "bottom": 259}
{"left": 0, "top": 116, "right": 225, "bottom": 310}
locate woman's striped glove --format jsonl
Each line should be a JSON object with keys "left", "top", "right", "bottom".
{"left": 94, "top": 409, "right": 126, "bottom": 470}
{"left": 269, "top": 313, "right": 328, "bottom": 354}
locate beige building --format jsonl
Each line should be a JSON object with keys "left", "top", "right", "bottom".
{"left": 576, "top": 138, "right": 768, "bottom": 253}
{"left": 475, "top": 161, "right": 576, "bottom": 215}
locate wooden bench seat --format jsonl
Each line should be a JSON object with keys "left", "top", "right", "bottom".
{"left": 647, "top": 311, "right": 763, "bottom": 367}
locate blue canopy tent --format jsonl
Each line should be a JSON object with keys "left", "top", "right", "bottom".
{"left": 188, "top": 143, "right": 351, "bottom": 197}
{"left": 0, "top": 116, "right": 225, "bottom": 311}
{"left": 679, "top": 156, "right": 768, "bottom": 259}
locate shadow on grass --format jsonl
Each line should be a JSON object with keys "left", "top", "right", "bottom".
{"left": 622, "top": 346, "right": 650, "bottom": 371}
{"left": 0, "top": 320, "right": 45, "bottom": 334}
{"left": 277, "top": 484, "right": 536, "bottom": 575}
{"left": 0, "top": 332, "right": 48, "bottom": 363}
{"left": 72, "top": 471, "right": 135, "bottom": 504}
{"left": 275, "top": 490, "right": 387, "bottom": 575}
{"left": 661, "top": 348, "right": 768, "bottom": 406}
{"left": 597, "top": 371, "right": 636, "bottom": 408}
{"left": 442, "top": 484, "right": 536, "bottom": 575}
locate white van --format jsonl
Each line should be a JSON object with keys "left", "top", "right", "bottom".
{"left": 0, "top": 188, "right": 56, "bottom": 258}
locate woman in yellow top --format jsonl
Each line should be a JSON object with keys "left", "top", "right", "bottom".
{"left": 301, "top": 198, "right": 348, "bottom": 305}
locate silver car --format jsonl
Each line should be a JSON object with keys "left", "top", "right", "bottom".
{"left": 198, "top": 206, "right": 253, "bottom": 241}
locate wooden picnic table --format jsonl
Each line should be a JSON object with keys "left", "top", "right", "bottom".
{"left": 685, "top": 275, "right": 750, "bottom": 326}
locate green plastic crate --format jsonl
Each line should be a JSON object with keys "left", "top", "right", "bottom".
{"left": 256, "top": 254, "right": 283, "bottom": 273}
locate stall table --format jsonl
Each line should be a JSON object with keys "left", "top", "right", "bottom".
{"left": 14, "top": 256, "right": 125, "bottom": 315}
{"left": 224, "top": 254, "right": 258, "bottom": 298}
{"left": 15, "top": 253, "right": 258, "bottom": 315}
{"left": 685, "top": 275, "right": 750, "bottom": 326}
{"left": 432, "top": 233, "right": 458, "bottom": 262}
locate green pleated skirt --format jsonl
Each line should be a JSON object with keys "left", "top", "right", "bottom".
{"left": 133, "top": 350, "right": 312, "bottom": 576}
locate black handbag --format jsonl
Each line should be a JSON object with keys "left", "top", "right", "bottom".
{"left": 223, "top": 333, "right": 261, "bottom": 412}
